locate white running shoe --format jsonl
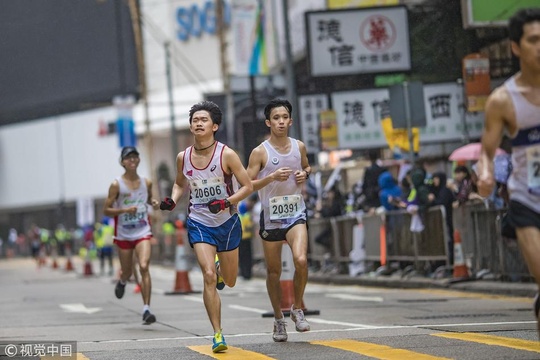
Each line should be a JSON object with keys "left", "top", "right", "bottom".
{"left": 273, "top": 318, "right": 288, "bottom": 342}
{"left": 290, "top": 305, "right": 310, "bottom": 332}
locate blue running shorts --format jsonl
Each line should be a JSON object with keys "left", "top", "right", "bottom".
{"left": 187, "top": 213, "right": 241, "bottom": 252}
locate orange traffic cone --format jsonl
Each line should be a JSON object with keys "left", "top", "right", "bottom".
{"left": 451, "top": 229, "right": 470, "bottom": 282}
{"left": 64, "top": 243, "right": 75, "bottom": 272}
{"left": 83, "top": 247, "right": 94, "bottom": 276}
{"left": 37, "top": 244, "right": 47, "bottom": 268}
{"left": 51, "top": 246, "right": 59, "bottom": 269}
{"left": 165, "top": 223, "right": 199, "bottom": 295}
{"left": 263, "top": 242, "right": 320, "bottom": 318}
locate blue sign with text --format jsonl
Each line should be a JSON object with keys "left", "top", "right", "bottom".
{"left": 176, "top": 0, "right": 231, "bottom": 42}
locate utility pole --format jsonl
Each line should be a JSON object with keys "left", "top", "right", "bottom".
{"left": 165, "top": 42, "right": 179, "bottom": 163}
{"left": 127, "top": 0, "right": 157, "bottom": 189}
{"left": 127, "top": 0, "right": 164, "bottom": 231}
{"left": 281, "top": 0, "right": 300, "bottom": 139}
{"left": 216, "top": 0, "right": 235, "bottom": 145}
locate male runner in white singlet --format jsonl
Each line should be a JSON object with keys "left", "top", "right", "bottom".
{"left": 160, "top": 101, "right": 253, "bottom": 353}
{"left": 247, "top": 98, "right": 312, "bottom": 342}
{"left": 477, "top": 8, "right": 540, "bottom": 340}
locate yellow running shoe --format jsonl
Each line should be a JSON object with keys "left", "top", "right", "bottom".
{"left": 212, "top": 331, "right": 228, "bottom": 353}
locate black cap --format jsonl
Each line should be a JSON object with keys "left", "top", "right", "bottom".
{"left": 120, "top": 146, "right": 139, "bottom": 160}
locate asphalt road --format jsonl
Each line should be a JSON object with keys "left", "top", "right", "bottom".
{"left": 0, "top": 257, "right": 538, "bottom": 359}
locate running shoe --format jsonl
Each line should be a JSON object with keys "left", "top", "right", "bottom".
{"left": 215, "top": 254, "right": 225, "bottom": 290}
{"left": 290, "top": 305, "right": 310, "bottom": 332}
{"left": 272, "top": 318, "right": 288, "bottom": 342}
{"left": 142, "top": 310, "right": 156, "bottom": 325}
{"left": 212, "top": 331, "right": 228, "bottom": 353}
{"left": 114, "top": 281, "right": 125, "bottom": 299}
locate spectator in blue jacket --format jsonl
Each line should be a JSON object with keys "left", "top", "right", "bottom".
{"left": 378, "top": 171, "right": 402, "bottom": 211}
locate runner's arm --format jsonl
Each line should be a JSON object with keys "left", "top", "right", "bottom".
{"left": 478, "top": 87, "right": 509, "bottom": 197}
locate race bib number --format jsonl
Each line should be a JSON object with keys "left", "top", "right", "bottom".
{"left": 269, "top": 195, "right": 302, "bottom": 221}
{"left": 122, "top": 204, "right": 148, "bottom": 229}
{"left": 191, "top": 178, "right": 227, "bottom": 206}
{"left": 526, "top": 145, "right": 540, "bottom": 195}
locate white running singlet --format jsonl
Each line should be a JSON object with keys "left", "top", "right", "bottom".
{"left": 258, "top": 138, "right": 306, "bottom": 230}
{"left": 114, "top": 176, "right": 152, "bottom": 241}
{"left": 184, "top": 142, "right": 236, "bottom": 227}
{"left": 505, "top": 76, "right": 540, "bottom": 213}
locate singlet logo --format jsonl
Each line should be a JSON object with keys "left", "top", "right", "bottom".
{"left": 187, "top": 170, "right": 193, "bottom": 176}
{"left": 271, "top": 157, "right": 279, "bottom": 165}
{"left": 529, "top": 129, "right": 540, "bottom": 143}
{"left": 210, "top": 165, "right": 217, "bottom": 172}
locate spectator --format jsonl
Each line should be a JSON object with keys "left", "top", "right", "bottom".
{"left": 8, "top": 228, "right": 18, "bottom": 258}
{"left": 314, "top": 185, "right": 344, "bottom": 252}
{"left": 361, "top": 150, "right": 386, "bottom": 212}
{"left": 378, "top": 170, "right": 403, "bottom": 259}
{"left": 378, "top": 171, "right": 402, "bottom": 211}
{"left": 428, "top": 171, "right": 456, "bottom": 265}
{"left": 452, "top": 165, "right": 481, "bottom": 207}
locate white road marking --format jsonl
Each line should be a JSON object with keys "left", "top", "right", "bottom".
{"left": 326, "top": 293, "right": 384, "bottom": 302}
{"left": 60, "top": 303, "right": 102, "bottom": 314}
{"left": 229, "top": 304, "right": 384, "bottom": 328}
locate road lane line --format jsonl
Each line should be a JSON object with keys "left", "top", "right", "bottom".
{"left": 311, "top": 339, "right": 451, "bottom": 359}
{"left": 188, "top": 345, "right": 276, "bottom": 359}
{"left": 432, "top": 332, "right": 540, "bottom": 353}
{"left": 228, "top": 304, "right": 379, "bottom": 328}
{"left": 229, "top": 305, "right": 266, "bottom": 314}
{"left": 326, "top": 293, "right": 384, "bottom": 302}
{"left": 415, "top": 289, "right": 533, "bottom": 302}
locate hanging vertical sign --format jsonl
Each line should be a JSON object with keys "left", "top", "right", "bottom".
{"left": 319, "top": 110, "right": 339, "bottom": 151}
{"left": 299, "top": 94, "right": 329, "bottom": 154}
{"left": 462, "top": 53, "right": 490, "bottom": 112}
{"left": 113, "top": 95, "right": 136, "bottom": 148}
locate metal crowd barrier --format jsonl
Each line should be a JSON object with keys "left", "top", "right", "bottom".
{"left": 362, "top": 206, "right": 449, "bottom": 269}
{"left": 307, "top": 216, "right": 359, "bottom": 273}
{"left": 459, "top": 204, "right": 531, "bottom": 281}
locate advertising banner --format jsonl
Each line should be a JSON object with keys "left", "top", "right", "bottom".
{"left": 231, "top": 0, "right": 277, "bottom": 75}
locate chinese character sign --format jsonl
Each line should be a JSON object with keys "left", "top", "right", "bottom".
{"left": 332, "top": 88, "right": 389, "bottom": 149}
{"left": 420, "top": 82, "right": 484, "bottom": 142}
{"left": 299, "top": 94, "right": 329, "bottom": 154}
{"left": 330, "top": 82, "right": 485, "bottom": 150}
{"left": 306, "top": 6, "right": 410, "bottom": 76}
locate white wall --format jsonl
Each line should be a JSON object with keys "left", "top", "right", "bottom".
{"left": 0, "top": 107, "right": 150, "bottom": 210}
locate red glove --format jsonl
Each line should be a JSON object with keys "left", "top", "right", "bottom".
{"left": 160, "top": 197, "right": 176, "bottom": 211}
{"left": 207, "top": 199, "right": 231, "bottom": 214}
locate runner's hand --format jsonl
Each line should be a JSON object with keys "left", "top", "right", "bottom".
{"left": 160, "top": 197, "right": 176, "bottom": 211}
{"left": 207, "top": 199, "right": 231, "bottom": 214}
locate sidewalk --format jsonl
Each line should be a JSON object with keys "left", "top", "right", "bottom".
{"left": 305, "top": 272, "right": 537, "bottom": 298}
{"left": 250, "top": 263, "right": 537, "bottom": 298}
